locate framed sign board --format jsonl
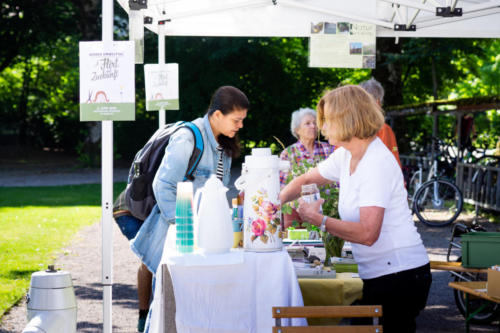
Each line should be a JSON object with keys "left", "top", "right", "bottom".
{"left": 79, "top": 41, "right": 135, "bottom": 121}
{"left": 144, "top": 63, "right": 179, "bottom": 111}
{"left": 309, "top": 22, "right": 376, "bottom": 69}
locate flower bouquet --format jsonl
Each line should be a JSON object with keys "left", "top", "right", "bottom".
{"left": 281, "top": 149, "right": 343, "bottom": 266}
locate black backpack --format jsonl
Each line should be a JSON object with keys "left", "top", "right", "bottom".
{"left": 125, "top": 121, "right": 204, "bottom": 221}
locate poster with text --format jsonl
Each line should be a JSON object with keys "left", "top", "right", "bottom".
{"left": 309, "top": 22, "right": 376, "bottom": 69}
{"left": 79, "top": 41, "right": 135, "bottom": 121}
{"left": 144, "top": 64, "right": 179, "bottom": 111}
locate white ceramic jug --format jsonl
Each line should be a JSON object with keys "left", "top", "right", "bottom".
{"left": 234, "top": 148, "right": 289, "bottom": 252}
{"left": 193, "top": 175, "right": 233, "bottom": 254}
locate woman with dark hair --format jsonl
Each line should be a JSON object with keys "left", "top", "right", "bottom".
{"left": 131, "top": 85, "right": 249, "bottom": 332}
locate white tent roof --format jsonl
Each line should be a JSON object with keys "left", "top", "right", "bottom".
{"left": 117, "top": 0, "right": 500, "bottom": 38}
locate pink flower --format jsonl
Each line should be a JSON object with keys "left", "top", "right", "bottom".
{"left": 259, "top": 201, "right": 278, "bottom": 219}
{"left": 251, "top": 218, "right": 267, "bottom": 237}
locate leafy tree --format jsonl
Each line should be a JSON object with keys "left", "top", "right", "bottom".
{"left": 1, "top": 1, "right": 499, "bottom": 162}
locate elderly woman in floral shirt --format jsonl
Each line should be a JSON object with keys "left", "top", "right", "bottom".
{"left": 280, "top": 107, "right": 335, "bottom": 228}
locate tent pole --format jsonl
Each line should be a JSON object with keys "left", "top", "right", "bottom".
{"left": 158, "top": 33, "right": 166, "bottom": 128}
{"left": 101, "top": 0, "right": 114, "bottom": 332}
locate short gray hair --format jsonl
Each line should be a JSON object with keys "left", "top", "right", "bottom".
{"left": 359, "top": 78, "right": 384, "bottom": 105}
{"left": 290, "top": 107, "right": 316, "bottom": 139}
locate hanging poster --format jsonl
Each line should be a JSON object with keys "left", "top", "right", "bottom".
{"left": 144, "top": 64, "right": 179, "bottom": 111}
{"left": 79, "top": 41, "right": 135, "bottom": 121}
{"left": 309, "top": 22, "right": 376, "bottom": 69}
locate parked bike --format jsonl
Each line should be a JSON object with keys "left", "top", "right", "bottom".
{"left": 446, "top": 223, "right": 500, "bottom": 324}
{"left": 407, "top": 139, "right": 463, "bottom": 227}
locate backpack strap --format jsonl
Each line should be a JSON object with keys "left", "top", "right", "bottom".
{"left": 179, "top": 122, "right": 204, "bottom": 181}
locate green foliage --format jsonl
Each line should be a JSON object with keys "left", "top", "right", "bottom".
{"left": 0, "top": 183, "right": 131, "bottom": 318}
{"left": 0, "top": 0, "right": 80, "bottom": 71}
{"left": 281, "top": 144, "right": 343, "bottom": 264}
{"left": 1, "top": 2, "right": 500, "bottom": 163}
{"left": 448, "top": 39, "right": 500, "bottom": 97}
{"left": 385, "top": 38, "right": 500, "bottom": 154}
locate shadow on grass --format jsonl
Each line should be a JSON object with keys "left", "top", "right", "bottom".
{"left": 4, "top": 269, "right": 38, "bottom": 280}
{"left": 0, "top": 183, "right": 127, "bottom": 208}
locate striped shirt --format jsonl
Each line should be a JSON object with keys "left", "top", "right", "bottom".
{"left": 216, "top": 146, "right": 224, "bottom": 180}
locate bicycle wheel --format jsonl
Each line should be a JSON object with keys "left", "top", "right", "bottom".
{"left": 413, "top": 179, "right": 463, "bottom": 227}
{"left": 453, "top": 272, "right": 500, "bottom": 324}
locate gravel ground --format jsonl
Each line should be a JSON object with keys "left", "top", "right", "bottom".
{"left": 0, "top": 149, "right": 499, "bottom": 332}
{"left": 0, "top": 221, "right": 140, "bottom": 333}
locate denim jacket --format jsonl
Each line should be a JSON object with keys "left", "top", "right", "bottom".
{"left": 131, "top": 114, "right": 232, "bottom": 274}
{"left": 153, "top": 114, "right": 232, "bottom": 224}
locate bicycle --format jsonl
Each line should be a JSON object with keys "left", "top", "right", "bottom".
{"left": 446, "top": 223, "right": 500, "bottom": 324}
{"left": 408, "top": 137, "right": 458, "bottom": 199}
{"left": 461, "top": 145, "right": 500, "bottom": 167}
{"left": 408, "top": 138, "right": 464, "bottom": 227}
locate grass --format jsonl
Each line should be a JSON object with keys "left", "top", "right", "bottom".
{"left": 462, "top": 203, "right": 500, "bottom": 224}
{"left": 0, "top": 182, "right": 126, "bottom": 319}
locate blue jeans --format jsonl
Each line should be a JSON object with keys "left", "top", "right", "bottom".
{"left": 115, "top": 215, "right": 144, "bottom": 240}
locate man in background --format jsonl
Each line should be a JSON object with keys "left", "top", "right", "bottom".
{"left": 360, "top": 78, "right": 402, "bottom": 168}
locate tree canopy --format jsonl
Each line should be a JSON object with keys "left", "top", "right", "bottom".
{"left": 0, "top": 2, "right": 499, "bottom": 164}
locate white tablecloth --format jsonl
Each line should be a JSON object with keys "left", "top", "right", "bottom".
{"left": 149, "top": 246, "right": 306, "bottom": 333}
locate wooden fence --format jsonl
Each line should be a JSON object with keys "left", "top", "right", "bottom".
{"left": 456, "top": 162, "right": 500, "bottom": 211}
{"left": 401, "top": 155, "right": 500, "bottom": 211}
{"left": 400, "top": 155, "right": 431, "bottom": 169}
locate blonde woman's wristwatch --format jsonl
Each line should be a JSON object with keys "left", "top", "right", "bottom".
{"left": 320, "top": 215, "right": 328, "bottom": 232}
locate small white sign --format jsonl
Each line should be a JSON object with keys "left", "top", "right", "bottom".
{"left": 309, "top": 22, "right": 376, "bottom": 69}
{"left": 144, "top": 63, "right": 179, "bottom": 111}
{"left": 79, "top": 41, "right": 135, "bottom": 121}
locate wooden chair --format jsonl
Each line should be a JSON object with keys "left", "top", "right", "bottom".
{"left": 272, "top": 305, "right": 383, "bottom": 333}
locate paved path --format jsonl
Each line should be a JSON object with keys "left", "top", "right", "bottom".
{"left": 0, "top": 164, "right": 499, "bottom": 332}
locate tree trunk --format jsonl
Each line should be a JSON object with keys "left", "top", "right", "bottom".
{"left": 373, "top": 38, "right": 404, "bottom": 150}
{"left": 75, "top": 0, "right": 102, "bottom": 40}
{"left": 431, "top": 57, "right": 439, "bottom": 159}
{"left": 372, "top": 38, "right": 403, "bottom": 106}
{"left": 18, "top": 59, "right": 32, "bottom": 145}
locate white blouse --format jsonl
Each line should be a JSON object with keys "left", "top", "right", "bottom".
{"left": 318, "top": 138, "right": 429, "bottom": 279}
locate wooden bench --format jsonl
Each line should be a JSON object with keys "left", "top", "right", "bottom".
{"left": 272, "top": 305, "right": 383, "bottom": 333}
{"left": 430, "top": 260, "right": 487, "bottom": 273}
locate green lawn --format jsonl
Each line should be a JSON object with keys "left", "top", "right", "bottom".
{"left": 0, "top": 183, "right": 126, "bottom": 319}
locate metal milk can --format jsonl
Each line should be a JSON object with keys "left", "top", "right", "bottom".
{"left": 23, "top": 266, "right": 76, "bottom": 333}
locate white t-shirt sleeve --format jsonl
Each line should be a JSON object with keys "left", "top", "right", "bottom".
{"left": 357, "top": 157, "right": 393, "bottom": 208}
{"left": 317, "top": 148, "right": 343, "bottom": 182}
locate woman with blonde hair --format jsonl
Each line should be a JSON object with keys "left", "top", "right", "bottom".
{"left": 279, "top": 85, "right": 431, "bottom": 333}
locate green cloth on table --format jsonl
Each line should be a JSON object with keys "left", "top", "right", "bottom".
{"left": 298, "top": 272, "right": 363, "bottom": 325}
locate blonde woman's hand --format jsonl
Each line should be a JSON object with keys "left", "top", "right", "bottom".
{"left": 297, "top": 198, "right": 324, "bottom": 226}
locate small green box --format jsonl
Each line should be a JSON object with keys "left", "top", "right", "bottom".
{"left": 461, "top": 232, "right": 500, "bottom": 268}
{"left": 288, "top": 229, "right": 309, "bottom": 240}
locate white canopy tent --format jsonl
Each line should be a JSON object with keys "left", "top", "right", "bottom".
{"left": 117, "top": 0, "right": 500, "bottom": 38}
{"left": 98, "top": 1, "right": 500, "bottom": 332}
